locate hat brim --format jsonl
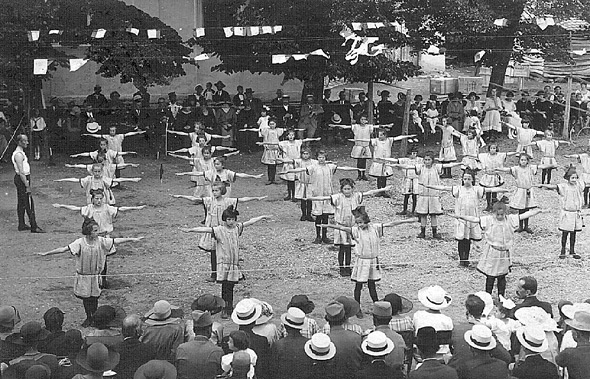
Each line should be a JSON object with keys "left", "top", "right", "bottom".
{"left": 304, "top": 340, "right": 336, "bottom": 361}
{"left": 562, "top": 304, "right": 590, "bottom": 320}
{"left": 192, "top": 295, "right": 225, "bottom": 315}
{"left": 514, "top": 307, "right": 559, "bottom": 332}
{"left": 288, "top": 300, "right": 315, "bottom": 315}
{"left": 565, "top": 318, "right": 590, "bottom": 331}
{"left": 280, "top": 313, "right": 304, "bottom": 330}
{"left": 86, "top": 123, "right": 101, "bottom": 133}
{"left": 516, "top": 328, "right": 548, "bottom": 353}
{"left": 464, "top": 331, "right": 496, "bottom": 351}
{"left": 76, "top": 349, "right": 120, "bottom": 373}
{"left": 8, "top": 328, "right": 51, "bottom": 346}
{"left": 231, "top": 304, "right": 263, "bottom": 325}
{"left": 396, "top": 296, "right": 414, "bottom": 314}
{"left": 418, "top": 288, "right": 452, "bottom": 310}
{"left": 133, "top": 361, "right": 177, "bottom": 379}
{"left": 144, "top": 305, "right": 181, "bottom": 326}
{"left": 335, "top": 297, "right": 360, "bottom": 318}
{"left": 361, "top": 339, "right": 394, "bottom": 356}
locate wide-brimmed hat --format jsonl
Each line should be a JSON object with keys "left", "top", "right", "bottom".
{"left": 287, "top": 295, "right": 315, "bottom": 314}
{"left": 474, "top": 291, "right": 494, "bottom": 317}
{"left": 191, "top": 310, "right": 213, "bottom": 328}
{"left": 499, "top": 295, "right": 516, "bottom": 310}
{"left": 324, "top": 301, "right": 346, "bottom": 323}
{"left": 516, "top": 325, "right": 548, "bottom": 353}
{"left": 191, "top": 294, "right": 225, "bottom": 315}
{"left": 86, "top": 122, "right": 101, "bottom": 134}
{"left": 514, "top": 306, "right": 558, "bottom": 332}
{"left": 304, "top": 333, "right": 336, "bottom": 361}
{"left": 3, "top": 361, "right": 50, "bottom": 379}
{"left": 76, "top": 343, "right": 120, "bottom": 373}
{"left": 361, "top": 331, "right": 394, "bottom": 356}
{"left": 335, "top": 296, "right": 360, "bottom": 318}
{"left": 133, "top": 94, "right": 143, "bottom": 101}
{"left": 0, "top": 306, "right": 21, "bottom": 329}
{"left": 70, "top": 106, "right": 81, "bottom": 116}
{"left": 231, "top": 299, "right": 262, "bottom": 325}
{"left": 383, "top": 293, "right": 413, "bottom": 315}
{"left": 331, "top": 113, "right": 342, "bottom": 124}
{"left": 565, "top": 311, "right": 590, "bottom": 331}
{"left": 562, "top": 303, "right": 590, "bottom": 320}
{"left": 467, "top": 92, "right": 480, "bottom": 100}
{"left": 93, "top": 305, "right": 126, "bottom": 329}
{"left": 252, "top": 299, "right": 274, "bottom": 325}
{"left": 214, "top": 81, "right": 226, "bottom": 89}
{"left": 24, "top": 364, "right": 51, "bottom": 379}
{"left": 418, "top": 286, "right": 452, "bottom": 310}
{"left": 281, "top": 307, "right": 305, "bottom": 330}
{"left": 11, "top": 321, "right": 51, "bottom": 346}
{"left": 144, "top": 300, "right": 181, "bottom": 326}
{"left": 372, "top": 302, "right": 392, "bottom": 318}
{"left": 134, "top": 360, "right": 176, "bottom": 379}
{"left": 464, "top": 324, "right": 496, "bottom": 351}
{"left": 245, "top": 88, "right": 254, "bottom": 94}
{"left": 43, "top": 307, "right": 64, "bottom": 328}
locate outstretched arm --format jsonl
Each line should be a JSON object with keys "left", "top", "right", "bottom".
{"left": 123, "top": 131, "right": 146, "bottom": 137}
{"left": 213, "top": 146, "right": 237, "bottom": 151}
{"left": 500, "top": 121, "right": 517, "bottom": 130}
{"left": 331, "top": 124, "right": 352, "bottom": 129}
{"left": 376, "top": 157, "right": 399, "bottom": 163}
{"left": 448, "top": 213, "right": 481, "bottom": 223}
{"left": 362, "top": 186, "right": 393, "bottom": 197}
{"left": 113, "top": 237, "right": 145, "bottom": 244}
{"left": 564, "top": 154, "right": 581, "bottom": 159}
{"left": 519, "top": 208, "right": 549, "bottom": 220}
{"left": 441, "top": 162, "right": 463, "bottom": 168}
{"left": 54, "top": 178, "right": 81, "bottom": 183}
{"left": 383, "top": 219, "right": 418, "bottom": 227}
{"left": 243, "top": 215, "right": 272, "bottom": 227}
{"left": 494, "top": 167, "right": 511, "bottom": 173}
{"left": 392, "top": 134, "right": 417, "bottom": 141}
{"left": 118, "top": 151, "right": 137, "bottom": 156}
{"left": 301, "top": 137, "right": 322, "bottom": 143}
{"left": 170, "top": 194, "right": 203, "bottom": 203}
{"left": 238, "top": 196, "right": 267, "bottom": 203}
{"left": 221, "top": 150, "right": 240, "bottom": 158}
{"left": 208, "top": 133, "right": 230, "bottom": 139}
{"left": 117, "top": 163, "right": 140, "bottom": 169}
{"left": 70, "top": 152, "right": 92, "bottom": 158}
{"left": 65, "top": 164, "right": 88, "bottom": 169}
{"left": 319, "top": 223, "right": 352, "bottom": 234}
{"left": 176, "top": 171, "right": 204, "bottom": 176}
{"left": 167, "top": 130, "right": 189, "bottom": 136}
{"left": 168, "top": 148, "right": 190, "bottom": 154}
{"left": 52, "top": 203, "right": 82, "bottom": 211}
{"left": 483, "top": 187, "right": 511, "bottom": 193}
{"left": 283, "top": 167, "right": 306, "bottom": 174}
{"left": 336, "top": 166, "right": 363, "bottom": 172}
{"left": 180, "top": 226, "right": 214, "bottom": 233}
{"left": 235, "top": 172, "right": 264, "bottom": 179}
{"left": 118, "top": 205, "right": 147, "bottom": 212}
{"left": 169, "top": 153, "right": 193, "bottom": 161}
{"left": 506, "top": 151, "right": 519, "bottom": 157}
{"left": 38, "top": 246, "right": 69, "bottom": 256}
{"left": 557, "top": 140, "right": 572, "bottom": 146}
{"left": 420, "top": 183, "right": 452, "bottom": 191}
{"left": 305, "top": 195, "right": 331, "bottom": 201}
{"left": 113, "top": 177, "right": 141, "bottom": 183}
{"left": 81, "top": 134, "right": 104, "bottom": 138}
{"left": 537, "top": 183, "right": 558, "bottom": 190}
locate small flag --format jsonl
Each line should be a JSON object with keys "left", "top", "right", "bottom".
{"left": 33, "top": 59, "right": 48, "bottom": 75}
{"left": 147, "top": 29, "right": 160, "bottom": 39}
{"left": 494, "top": 18, "right": 508, "bottom": 27}
{"left": 234, "top": 26, "right": 245, "bottom": 36}
{"left": 48, "top": 29, "right": 62, "bottom": 35}
{"left": 194, "top": 53, "right": 210, "bottom": 61}
{"left": 249, "top": 26, "right": 260, "bottom": 36}
{"left": 271, "top": 54, "right": 290, "bottom": 64}
{"left": 91, "top": 29, "right": 107, "bottom": 39}
{"left": 474, "top": 50, "right": 486, "bottom": 62}
{"left": 366, "top": 22, "right": 377, "bottom": 29}
{"left": 427, "top": 45, "right": 440, "bottom": 55}
{"left": 261, "top": 26, "right": 273, "bottom": 34}
{"left": 69, "top": 59, "right": 89, "bottom": 72}
{"left": 309, "top": 49, "right": 330, "bottom": 59}
{"left": 159, "top": 163, "right": 164, "bottom": 182}
{"left": 572, "top": 48, "right": 587, "bottom": 56}
{"left": 126, "top": 27, "right": 140, "bottom": 35}
{"left": 28, "top": 31, "right": 40, "bottom": 42}
{"left": 292, "top": 54, "right": 308, "bottom": 61}
{"left": 223, "top": 27, "right": 233, "bottom": 38}
{"left": 374, "top": 22, "right": 385, "bottom": 28}
{"left": 351, "top": 22, "right": 362, "bottom": 30}
{"left": 194, "top": 27, "right": 205, "bottom": 37}
{"left": 273, "top": 25, "right": 283, "bottom": 33}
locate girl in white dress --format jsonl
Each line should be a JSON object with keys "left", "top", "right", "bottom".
{"left": 481, "top": 88, "right": 503, "bottom": 139}
{"left": 320, "top": 207, "right": 414, "bottom": 311}
{"left": 306, "top": 178, "right": 390, "bottom": 276}
{"left": 436, "top": 118, "right": 458, "bottom": 178}
{"left": 478, "top": 142, "right": 518, "bottom": 211}
{"left": 277, "top": 129, "right": 320, "bottom": 201}
{"left": 334, "top": 115, "right": 374, "bottom": 181}
{"left": 279, "top": 149, "right": 318, "bottom": 221}
{"left": 181, "top": 207, "right": 271, "bottom": 318}
{"left": 172, "top": 182, "right": 266, "bottom": 283}
{"left": 502, "top": 119, "right": 544, "bottom": 159}
{"left": 258, "top": 119, "right": 285, "bottom": 184}
{"left": 538, "top": 166, "right": 587, "bottom": 259}
{"left": 167, "top": 122, "right": 228, "bottom": 148}
{"left": 376, "top": 148, "right": 423, "bottom": 215}
{"left": 564, "top": 150, "right": 590, "bottom": 207}
{"left": 529, "top": 129, "right": 571, "bottom": 184}
{"left": 368, "top": 129, "right": 414, "bottom": 190}
{"left": 422, "top": 170, "right": 508, "bottom": 267}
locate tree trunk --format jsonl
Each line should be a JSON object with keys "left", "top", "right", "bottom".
{"left": 301, "top": 74, "right": 324, "bottom": 105}
{"left": 487, "top": 51, "right": 512, "bottom": 96}
{"left": 399, "top": 89, "right": 412, "bottom": 157}
{"left": 367, "top": 81, "right": 374, "bottom": 124}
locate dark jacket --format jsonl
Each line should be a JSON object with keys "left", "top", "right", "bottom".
{"left": 329, "top": 325, "right": 363, "bottom": 379}
{"left": 512, "top": 354, "right": 559, "bottom": 379}
{"left": 270, "top": 333, "right": 313, "bottom": 379}
{"left": 240, "top": 326, "right": 271, "bottom": 379}
{"left": 356, "top": 359, "right": 404, "bottom": 379}
{"left": 38, "top": 330, "right": 70, "bottom": 357}
{"left": 511, "top": 296, "right": 554, "bottom": 318}
{"left": 448, "top": 322, "right": 512, "bottom": 366}
{"left": 454, "top": 355, "right": 509, "bottom": 379}
{"left": 409, "top": 359, "right": 459, "bottom": 379}
{"left": 114, "top": 337, "right": 157, "bottom": 379}
{"left": 556, "top": 343, "right": 590, "bottom": 379}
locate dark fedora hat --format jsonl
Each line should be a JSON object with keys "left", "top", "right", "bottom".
{"left": 335, "top": 296, "right": 360, "bottom": 319}
{"left": 93, "top": 305, "right": 126, "bottom": 329}
{"left": 76, "top": 343, "right": 120, "bottom": 373}
{"left": 383, "top": 293, "right": 413, "bottom": 315}
{"left": 191, "top": 294, "right": 225, "bottom": 315}
{"left": 11, "top": 322, "right": 50, "bottom": 345}
{"left": 287, "top": 295, "right": 315, "bottom": 314}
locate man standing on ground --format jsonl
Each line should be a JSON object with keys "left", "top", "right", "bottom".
{"left": 12, "top": 134, "right": 44, "bottom": 233}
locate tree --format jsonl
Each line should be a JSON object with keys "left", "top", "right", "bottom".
{"left": 191, "top": 0, "right": 423, "bottom": 101}
{"left": 0, "top": 0, "right": 192, "bottom": 95}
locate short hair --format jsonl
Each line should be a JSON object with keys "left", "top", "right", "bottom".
{"left": 520, "top": 276, "right": 538, "bottom": 294}
{"left": 17, "top": 134, "right": 27, "bottom": 143}
{"left": 465, "top": 294, "right": 485, "bottom": 318}
{"left": 122, "top": 315, "right": 142, "bottom": 338}
{"left": 492, "top": 200, "right": 507, "bottom": 213}
{"left": 423, "top": 150, "right": 436, "bottom": 160}
{"left": 91, "top": 162, "right": 103, "bottom": 172}
{"left": 339, "top": 178, "right": 355, "bottom": 190}
{"left": 316, "top": 150, "right": 327, "bottom": 159}
{"left": 222, "top": 205, "right": 239, "bottom": 221}
{"left": 214, "top": 157, "right": 226, "bottom": 166}
{"left": 90, "top": 188, "right": 105, "bottom": 199}
{"left": 352, "top": 206, "right": 370, "bottom": 223}
{"left": 229, "top": 330, "right": 250, "bottom": 350}
{"left": 211, "top": 181, "right": 228, "bottom": 195}
{"left": 462, "top": 170, "right": 476, "bottom": 186}
{"left": 469, "top": 109, "right": 478, "bottom": 117}
{"left": 373, "top": 315, "right": 392, "bottom": 326}
{"left": 82, "top": 218, "right": 98, "bottom": 235}
{"left": 201, "top": 145, "right": 212, "bottom": 154}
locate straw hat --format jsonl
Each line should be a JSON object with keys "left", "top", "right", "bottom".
{"left": 464, "top": 324, "right": 496, "bottom": 351}
{"left": 86, "top": 122, "right": 101, "bottom": 133}
{"left": 514, "top": 306, "right": 559, "bottom": 332}
{"left": 565, "top": 311, "right": 590, "bottom": 332}
{"left": 474, "top": 291, "right": 494, "bottom": 317}
{"left": 331, "top": 113, "right": 342, "bottom": 124}
{"left": 516, "top": 325, "right": 548, "bottom": 353}
{"left": 281, "top": 307, "right": 305, "bottom": 330}
{"left": 304, "top": 333, "right": 336, "bottom": 360}
{"left": 418, "top": 286, "right": 452, "bottom": 310}
{"left": 361, "top": 331, "right": 394, "bottom": 356}
{"left": 231, "top": 299, "right": 262, "bottom": 325}
{"left": 76, "top": 343, "right": 120, "bottom": 373}
{"left": 561, "top": 303, "right": 590, "bottom": 320}
{"left": 252, "top": 299, "right": 274, "bottom": 325}
{"left": 133, "top": 360, "right": 177, "bottom": 379}
{"left": 144, "top": 300, "right": 181, "bottom": 326}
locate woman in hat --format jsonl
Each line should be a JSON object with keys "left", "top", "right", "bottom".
{"left": 172, "top": 181, "right": 266, "bottom": 282}
{"left": 277, "top": 129, "right": 320, "bottom": 201}
{"left": 513, "top": 325, "right": 559, "bottom": 379}
{"left": 538, "top": 166, "right": 588, "bottom": 259}
{"left": 421, "top": 170, "right": 509, "bottom": 267}
{"left": 215, "top": 101, "right": 237, "bottom": 148}
{"left": 38, "top": 218, "right": 144, "bottom": 327}
{"left": 180, "top": 206, "right": 272, "bottom": 319}
{"left": 306, "top": 178, "right": 391, "bottom": 276}
{"left": 481, "top": 87, "right": 503, "bottom": 140}
{"left": 320, "top": 207, "right": 415, "bottom": 309}
{"left": 494, "top": 153, "right": 552, "bottom": 233}
{"left": 463, "top": 92, "right": 481, "bottom": 129}
{"left": 251, "top": 300, "right": 281, "bottom": 345}
{"left": 450, "top": 201, "right": 547, "bottom": 296}
{"left": 556, "top": 311, "right": 590, "bottom": 378}
{"left": 478, "top": 142, "right": 519, "bottom": 211}
{"left": 73, "top": 343, "right": 119, "bottom": 379}
{"left": 514, "top": 307, "right": 560, "bottom": 365}
{"left": 221, "top": 330, "right": 257, "bottom": 379}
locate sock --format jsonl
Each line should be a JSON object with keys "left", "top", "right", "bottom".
{"left": 287, "top": 181, "right": 295, "bottom": 197}
{"left": 412, "top": 195, "right": 417, "bottom": 212}
{"left": 465, "top": 240, "right": 471, "bottom": 262}
{"left": 485, "top": 276, "right": 495, "bottom": 294}
{"left": 338, "top": 246, "right": 345, "bottom": 268}
{"left": 561, "top": 231, "right": 568, "bottom": 253}
{"left": 354, "top": 283, "right": 362, "bottom": 304}
{"left": 570, "top": 231, "right": 577, "bottom": 254}
{"left": 432, "top": 226, "right": 438, "bottom": 235}
{"left": 541, "top": 169, "right": 547, "bottom": 184}
{"left": 368, "top": 280, "right": 379, "bottom": 302}
{"left": 268, "top": 164, "right": 276, "bottom": 182}
{"left": 315, "top": 219, "right": 321, "bottom": 238}
{"left": 547, "top": 168, "right": 553, "bottom": 184}
{"left": 497, "top": 275, "right": 507, "bottom": 297}
{"left": 584, "top": 188, "right": 589, "bottom": 205}
{"left": 300, "top": 200, "right": 306, "bottom": 216}
{"left": 306, "top": 200, "right": 313, "bottom": 216}
{"left": 402, "top": 195, "right": 409, "bottom": 212}
{"left": 420, "top": 226, "right": 426, "bottom": 235}
{"left": 322, "top": 219, "right": 328, "bottom": 239}
{"left": 486, "top": 193, "right": 492, "bottom": 208}
{"left": 344, "top": 246, "right": 352, "bottom": 268}
{"left": 524, "top": 216, "right": 529, "bottom": 229}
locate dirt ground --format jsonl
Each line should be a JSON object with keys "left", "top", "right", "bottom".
{"left": 1, "top": 134, "right": 590, "bottom": 334}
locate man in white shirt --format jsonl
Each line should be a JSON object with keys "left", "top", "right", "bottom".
{"left": 12, "top": 135, "right": 44, "bottom": 232}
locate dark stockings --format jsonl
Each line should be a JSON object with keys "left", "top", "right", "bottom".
{"left": 518, "top": 209, "right": 529, "bottom": 230}
{"left": 338, "top": 245, "right": 352, "bottom": 273}
{"left": 267, "top": 164, "right": 277, "bottom": 182}
{"left": 561, "top": 231, "right": 577, "bottom": 255}
{"left": 457, "top": 239, "right": 471, "bottom": 266}
{"left": 402, "top": 195, "right": 418, "bottom": 213}
{"left": 357, "top": 159, "right": 367, "bottom": 179}
{"left": 221, "top": 281, "right": 236, "bottom": 312}
{"left": 485, "top": 275, "right": 507, "bottom": 296}
{"left": 541, "top": 168, "right": 553, "bottom": 184}
{"left": 315, "top": 214, "right": 329, "bottom": 238}
{"left": 584, "top": 188, "right": 589, "bottom": 206}
{"left": 82, "top": 296, "right": 99, "bottom": 321}
{"left": 485, "top": 192, "right": 498, "bottom": 209}
{"left": 376, "top": 177, "right": 387, "bottom": 189}
{"left": 210, "top": 250, "right": 217, "bottom": 278}
{"left": 286, "top": 181, "right": 295, "bottom": 198}
{"left": 354, "top": 280, "right": 379, "bottom": 305}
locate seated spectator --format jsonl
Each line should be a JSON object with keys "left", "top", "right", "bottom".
{"left": 38, "top": 308, "right": 68, "bottom": 356}
{"left": 226, "top": 351, "right": 251, "bottom": 379}
{"left": 185, "top": 294, "right": 225, "bottom": 345}
{"left": 323, "top": 301, "right": 362, "bottom": 379}
{"left": 452, "top": 325, "right": 509, "bottom": 379}
{"left": 0, "top": 306, "right": 26, "bottom": 363}
{"left": 175, "top": 310, "right": 223, "bottom": 379}
{"left": 278, "top": 295, "right": 319, "bottom": 339}
{"left": 25, "top": 364, "right": 52, "bottom": 379}
{"left": 556, "top": 311, "right": 590, "bottom": 379}
{"left": 512, "top": 276, "right": 553, "bottom": 317}
{"left": 363, "top": 301, "right": 406, "bottom": 370}
{"left": 114, "top": 315, "right": 156, "bottom": 379}
{"left": 55, "top": 330, "right": 85, "bottom": 379}
{"left": 322, "top": 296, "right": 362, "bottom": 335}
{"left": 383, "top": 293, "right": 414, "bottom": 375}
{"left": 252, "top": 300, "right": 280, "bottom": 346}
{"left": 471, "top": 292, "right": 513, "bottom": 351}
{"left": 303, "top": 333, "right": 336, "bottom": 379}
{"left": 413, "top": 286, "right": 453, "bottom": 362}
{"left": 142, "top": 300, "right": 184, "bottom": 362}
{"left": 8, "top": 321, "right": 59, "bottom": 377}
{"left": 514, "top": 306, "right": 559, "bottom": 364}
{"left": 409, "top": 327, "right": 458, "bottom": 379}
{"left": 134, "top": 360, "right": 177, "bottom": 379}
{"left": 231, "top": 299, "right": 271, "bottom": 379}
{"left": 271, "top": 308, "right": 313, "bottom": 379}
{"left": 357, "top": 331, "right": 403, "bottom": 379}
{"left": 221, "top": 331, "right": 257, "bottom": 379}
{"left": 512, "top": 325, "right": 558, "bottom": 379}
{"left": 73, "top": 343, "right": 119, "bottom": 379}
{"left": 85, "top": 305, "right": 125, "bottom": 348}
{"left": 560, "top": 303, "right": 590, "bottom": 351}
{"left": 3, "top": 360, "right": 51, "bottom": 379}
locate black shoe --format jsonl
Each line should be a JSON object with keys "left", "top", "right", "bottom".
{"left": 206, "top": 276, "right": 216, "bottom": 283}
{"left": 417, "top": 232, "right": 426, "bottom": 239}
{"left": 100, "top": 279, "right": 109, "bottom": 289}
{"left": 571, "top": 253, "right": 582, "bottom": 259}
{"left": 200, "top": 219, "right": 206, "bottom": 225}
{"left": 300, "top": 215, "right": 306, "bottom": 221}
{"left": 81, "top": 318, "right": 92, "bottom": 327}
{"left": 31, "top": 227, "right": 46, "bottom": 233}
{"left": 284, "top": 195, "right": 292, "bottom": 201}
{"left": 397, "top": 210, "right": 407, "bottom": 216}
{"left": 313, "top": 237, "right": 322, "bottom": 244}
{"left": 523, "top": 227, "right": 533, "bottom": 234}
{"left": 339, "top": 268, "right": 347, "bottom": 277}
{"left": 322, "top": 237, "right": 332, "bottom": 244}
{"left": 18, "top": 224, "right": 31, "bottom": 231}
{"left": 432, "top": 233, "right": 442, "bottom": 240}
{"left": 306, "top": 215, "right": 315, "bottom": 222}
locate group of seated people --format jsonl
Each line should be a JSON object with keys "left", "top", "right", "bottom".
{"left": 1, "top": 275, "right": 589, "bottom": 379}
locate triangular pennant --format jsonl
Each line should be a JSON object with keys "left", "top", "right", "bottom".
{"left": 271, "top": 54, "right": 290, "bottom": 64}
{"left": 309, "top": 49, "right": 330, "bottom": 59}
{"left": 126, "top": 27, "right": 140, "bottom": 35}
{"left": 273, "top": 25, "right": 283, "bottom": 33}
{"left": 536, "top": 17, "right": 549, "bottom": 30}
{"left": 91, "top": 29, "right": 107, "bottom": 39}
{"left": 194, "top": 53, "right": 210, "bottom": 61}
{"left": 572, "top": 48, "right": 587, "bottom": 56}
{"left": 474, "top": 50, "right": 486, "bottom": 62}
{"left": 48, "top": 30, "right": 63, "bottom": 35}
{"left": 234, "top": 26, "right": 245, "bottom": 36}
{"left": 223, "top": 27, "right": 233, "bottom": 37}
{"left": 69, "top": 59, "right": 89, "bottom": 72}
{"left": 352, "top": 22, "right": 362, "bottom": 31}
{"left": 33, "top": 59, "right": 48, "bottom": 75}
{"left": 147, "top": 29, "right": 160, "bottom": 39}
{"left": 261, "top": 26, "right": 273, "bottom": 34}
{"left": 28, "top": 31, "right": 40, "bottom": 42}
{"left": 194, "top": 27, "right": 205, "bottom": 38}
{"left": 292, "top": 54, "right": 308, "bottom": 61}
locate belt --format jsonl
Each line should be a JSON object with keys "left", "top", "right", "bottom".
{"left": 76, "top": 272, "right": 99, "bottom": 276}
{"left": 563, "top": 209, "right": 580, "bottom": 213}
{"left": 490, "top": 245, "right": 510, "bottom": 252}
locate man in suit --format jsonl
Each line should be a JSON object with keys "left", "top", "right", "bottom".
{"left": 212, "top": 81, "right": 231, "bottom": 105}
{"left": 377, "top": 90, "right": 395, "bottom": 126}
{"left": 176, "top": 311, "right": 223, "bottom": 379}
{"left": 409, "top": 327, "right": 458, "bottom": 379}
{"left": 115, "top": 315, "right": 156, "bottom": 379}
{"left": 556, "top": 311, "right": 590, "bottom": 379}
{"left": 512, "top": 276, "right": 553, "bottom": 318}
{"left": 356, "top": 331, "right": 404, "bottom": 379}
{"left": 85, "top": 85, "right": 109, "bottom": 115}
{"left": 298, "top": 94, "right": 323, "bottom": 139}
{"left": 232, "top": 300, "right": 272, "bottom": 379}
{"left": 353, "top": 91, "right": 372, "bottom": 122}
{"left": 367, "top": 302, "right": 406, "bottom": 369}
{"left": 333, "top": 90, "right": 352, "bottom": 125}
{"left": 270, "top": 308, "right": 313, "bottom": 379}
{"left": 324, "top": 301, "right": 362, "bottom": 379}
{"left": 452, "top": 325, "right": 509, "bottom": 379}
{"left": 274, "top": 95, "right": 297, "bottom": 129}
{"left": 512, "top": 325, "right": 558, "bottom": 379}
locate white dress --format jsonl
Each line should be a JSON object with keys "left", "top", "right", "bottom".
{"left": 331, "top": 192, "right": 363, "bottom": 246}
{"left": 350, "top": 124, "right": 374, "bottom": 158}
{"left": 535, "top": 140, "right": 559, "bottom": 166}
{"left": 368, "top": 137, "right": 394, "bottom": 177}
{"left": 306, "top": 163, "right": 337, "bottom": 215}
{"left": 260, "top": 128, "right": 284, "bottom": 165}
{"left": 350, "top": 223, "right": 384, "bottom": 283}
{"left": 294, "top": 159, "right": 318, "bottom": 199}
{"left": 399, "top": 157, "right": 423, "bottom": 194}
{"left": 509, "top": 165, "right": 538, "bottom": 210}
{"left": 415, "top": 164, "right": 443, "bottom": 215}
{"left": 478, "top": 153, "right": 507, "bottom": 187}
{"left": 452, "top": 186, "right": 484, "bottom": 240}
{"left": 278, "top": 140, "right": 303, "bottom": 181}
{"left": 557, "top": 180, "right": 585, "bottom": 232}
{"left": 198, "top": 197, "right": 239, "bottom": 251}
